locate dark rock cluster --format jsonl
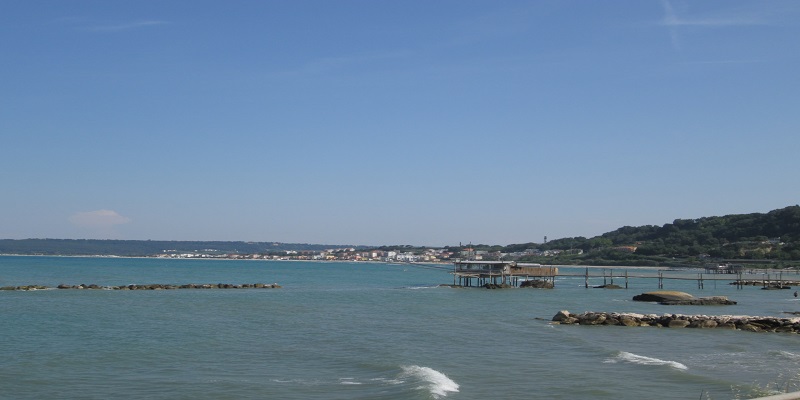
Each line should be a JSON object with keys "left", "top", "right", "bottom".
{"left": 0, "top": 285, "right": 48, "bottom": 291}
{"left": 552, "top": 310, "right": 800, "bottom": 333}
{"left": 482, "top": 283, "right": 514, "bottom": 289}
{"left": 519, "top": 280, "right": 554, "bottom": 289}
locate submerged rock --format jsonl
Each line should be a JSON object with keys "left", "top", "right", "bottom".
{"left": 594, "top": 284, "right": 623, "bottom": 289}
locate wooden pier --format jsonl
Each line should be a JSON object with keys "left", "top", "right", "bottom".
{"left": 558, "top": 267, "right": 798, "bottom": 290}
{"left": 451, "top": 261, "right": 798, "bottom": 290}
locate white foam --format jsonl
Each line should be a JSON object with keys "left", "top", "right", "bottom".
{"left": 371, "top": 377, "right": 404, "bottom": 385}
{"left": 400, "top": 365, "right": 459, "bottom": 398}
{"left": 605, "top": 351, "right": 688, "bottom": 371}
{"left": 270, "top": 378, "right": 321, "bottom": 386}
{"left": 777, "top": 350, "right": 800, "bottom": 360}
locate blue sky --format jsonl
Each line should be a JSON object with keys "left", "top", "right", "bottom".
{"left": 1, "top": 1, "right": 798, "bottom": 246}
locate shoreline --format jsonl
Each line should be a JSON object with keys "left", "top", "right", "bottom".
{"left": 1, "top": 254, "right": 797, "bottom": 275}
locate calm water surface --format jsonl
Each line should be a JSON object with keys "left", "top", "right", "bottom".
{"left": 1, "top": 256, "right": 799, "bottom": 399}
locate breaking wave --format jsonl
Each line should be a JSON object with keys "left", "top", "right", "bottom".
{"left": 605, "top": 351, "right": 688, "bottom": 371}
{"left": 399, "top": 365, "right": 459, "bottom": 398}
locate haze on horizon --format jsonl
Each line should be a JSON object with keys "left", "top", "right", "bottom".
{"left": 1, "top": 1, "right": 798, "bottom": 247}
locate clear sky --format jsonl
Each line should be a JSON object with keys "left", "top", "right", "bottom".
{"left": 1, "top": 1, "right": 798, "bottom": 246}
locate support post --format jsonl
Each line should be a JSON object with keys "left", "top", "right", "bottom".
{"left": 585, "top": 267, "right": 589, "bottom": 289}
{"left": 625, "top": 270, "right": 628, "bottom": 289}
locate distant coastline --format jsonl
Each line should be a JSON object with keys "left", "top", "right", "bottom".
{"left": 2, "top": 205, "right": 799, "bottom": 268}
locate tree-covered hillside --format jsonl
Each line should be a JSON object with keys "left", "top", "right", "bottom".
{"left": 497, "top": 205, "right": 800, "bottom": 266}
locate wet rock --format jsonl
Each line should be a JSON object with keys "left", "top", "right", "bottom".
{"left": 667, "top": 319, "right": 690, "bottom": 328}
{"left": 689, "top": 319, "right": 718, "bottom": 329}
{"left": 520, "top": 280, "right": 554, "bottom": 289}
{"left": 579, "top": 312, "right": 607, "bottom": 325}
{"left": 594, "top": 284, "right": 623, "bottom": 289}
{"left": 550, "top": 311, "right": 799, "bottom": 334}
{"left": 482, "top": 283, "right": 513, "bottom": 289}
{"left": 552, "top": 310, "right": 572, "bottom": 322}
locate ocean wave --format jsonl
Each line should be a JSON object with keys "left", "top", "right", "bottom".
{"left": 270, "top": 378, "right": 323, "bottom": 386}
{"left": 771, "top": 350, "right": 800, "bottom": 361}
{"left": 370, "top": 377, "right": 404, "bottom": 385}
{"left": 399, "top": 365, "right": 459, "bottom": 398}
{"left": 604, "top": 351, "right": 688, "bottom": 371}
{"left": 404, "top": 285, "right": 440, "bottom": 290}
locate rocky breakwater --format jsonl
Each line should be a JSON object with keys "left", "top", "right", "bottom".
{"left": 551, "top": 310, "right": 800, "bottom": 333}
{"left": 632, "top": 290, "right": 737, "bottom": 305}
{"left": 1, "top": 283, "right": 282, "bottom": 291}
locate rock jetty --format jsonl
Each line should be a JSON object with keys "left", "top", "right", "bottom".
{"left": 552, "top": 310, "right": 800, "bottom": 333}
{"left": 0, "top": 283, "right": 281, "bottom": 291}
{"left": 632, "top": 291, "right": 736, "bottom": 305}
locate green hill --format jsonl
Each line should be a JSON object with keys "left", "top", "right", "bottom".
{"left": 489, "top": 205, "right": 800, "bottom": 267}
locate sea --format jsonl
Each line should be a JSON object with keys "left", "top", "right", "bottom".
{"left": 1, "top": 255, "right": 799, "bottom": 399}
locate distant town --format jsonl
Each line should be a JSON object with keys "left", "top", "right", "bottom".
{"left": 153, "top": 247, "right": 575, "bottom": 263}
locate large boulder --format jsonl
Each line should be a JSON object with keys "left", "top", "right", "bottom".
{"left": 633, "top": 291, "right": 736, "bottom": 305}
{"left": 552, "top": 310, "right": 572, "bottom": 322}
{"left": 578, "top": 312, "right": 607, "bottom": 325}
{"left": 667, "top": 319, "right": 691, "bottom": 328}
{"left": 633, "top": 291, "right": 694, "bottom": 302}
{"left": 689, "top": 319, "right": 718, "bottom": 329}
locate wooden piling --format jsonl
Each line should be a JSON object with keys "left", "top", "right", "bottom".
{"left": 625, "top": 270, "right": 628, "bottom": 289}
{"left": 585, "top": 267, "right": 589, "bottom": 289}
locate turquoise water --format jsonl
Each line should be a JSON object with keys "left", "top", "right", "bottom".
{"left": 1, "top": 256, "right": 799, "bottom": 399}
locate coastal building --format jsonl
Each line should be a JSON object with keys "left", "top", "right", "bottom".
{"left": 452, "top": 260, "right": 558, "bottom": 287}
{"left": 704, "top": 263, "right": 745, "bottom": 274}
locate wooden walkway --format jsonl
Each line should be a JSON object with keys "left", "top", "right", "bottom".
{"left": 558, "top": 267, "right": 799, "bottom": 290}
